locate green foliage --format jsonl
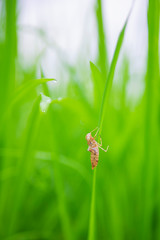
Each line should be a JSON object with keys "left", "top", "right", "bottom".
{"left": 88, "top": 8, "right": 130, "bottom": 240}
{"left": 0, "top": 0, "right": 159, "bottom": 240}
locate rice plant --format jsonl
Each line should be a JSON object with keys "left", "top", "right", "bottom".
{"left": 0, "top": 0, "right": 159, "bottom": 240}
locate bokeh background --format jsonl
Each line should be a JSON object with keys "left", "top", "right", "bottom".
{"left": 0, "top": 0, "right": 159, "bottom": 239}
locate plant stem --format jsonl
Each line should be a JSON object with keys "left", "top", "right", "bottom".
{"left": 96, "top": 0, "right": 109, "bottom": 79}
{"left": 88, "top": 168, "right": 97, "bottom": 240}
{"left": 88, "top": 6, "right": 131, "bottom": 240}
{"left": 141, "top": 0, "right": 159, "bottom": 239}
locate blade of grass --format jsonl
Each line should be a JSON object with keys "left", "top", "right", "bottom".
{"left": 0, "top": 0, "right": 17, "bottom": 116}
{"left": 12, "top": 78, "right": 55, "bottom": 105}
{"left": 46, "top": 105, "right": 73, "bottom": 240}
{"left": 98, "top": 9, "right": 132, "bottom": 135}
{"left": 0, "top": 78, "right": 55, "bottom": 136}
{"left": 40, "top": 67, "right": 51, "bottom": 97}
{"left": 0, "top": 0, "right": 17, "bottom": 236}
{"left": 7, "top": 95, "right": 41, "bottom": 236}
{"left": 90, "top": 61, "right": 103, "bottom": 109}
{"left": 88, "top": 6, "right": 133, "bottom": 240}
{"left": 5, "top": 0, "right": 17, "bottom": 101}
{"left": 96, "top": 0, "right": 109, "bottom": 79}
{"left": 141, "top": 0, "right": 159, "bottom": 239}
{"left": 88, "top": 168, "right": 97, "bottom": 240}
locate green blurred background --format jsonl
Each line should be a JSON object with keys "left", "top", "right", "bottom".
{"left": 0, "top": 0, "right": 159, "bottom": 239}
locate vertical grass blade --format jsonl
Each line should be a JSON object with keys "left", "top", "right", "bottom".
{"left": 88, "top": 168, "right": 97, "bottom": 240}
{"left": 88, "top": 6, "right": 132, "bottom": 240}
{"left": 141, "top": 0, "right": 159, "bottom": 239}
{"left": 90, "top": 61, "right": 103, "bottom": 109}
{"left": 0, "top": 0, "right": 17, "bottom": 236}
{"left": 8, "top": 95, "right": 41, "bottom": 236}
{"left": 98, "top": 9, "right": 131, "bottom": 135}
{"left": 40, "top": 67, "right": 51, "bottom": 97}
{"left": 5, "top": 0, "right": 17, "bottom": 101}
{"left": 47, "top": 105, "right": 73, "bottom": 240}
{"left": 96, "top": 0, "right": 109, "bottom": 79}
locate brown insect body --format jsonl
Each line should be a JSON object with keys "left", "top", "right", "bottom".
{"left": 86, "top": 128, "right": 109, "bottom": 170}
{"left": 86, "top": 133, "right": 99, "bottom": 170}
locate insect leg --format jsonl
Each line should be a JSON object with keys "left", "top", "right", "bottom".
{"left": 90, "top": 127, "right": 99, "bottom": 135}
{"left": 98, "top": 145, "right": 109, "bottom": 152}
{"left": 98, "top": 136, "right": 102, "bottom": 146}
{"left": 93, "top": 128, "right": 99, "bottom": 138}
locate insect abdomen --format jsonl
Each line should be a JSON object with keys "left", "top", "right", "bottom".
{"left": 90, "top": 147, "right": 99, "bottom": 170}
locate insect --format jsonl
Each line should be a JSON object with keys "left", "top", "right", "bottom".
{"left": 86, "top": 127, "right": 109, "bottom": 170}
